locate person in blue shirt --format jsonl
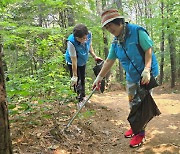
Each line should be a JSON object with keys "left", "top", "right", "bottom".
{"left": 65, "top": 24, "right": 102, "bottom": 106}
{"left": 93, "top": 9, "right": 159, "bottom": 148}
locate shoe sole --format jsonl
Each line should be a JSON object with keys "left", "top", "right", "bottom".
{"left": 124, "top": 134, "right": 134, "bottom": 138}
{"left": 129, "top": 142, "right": 142, "bottom": 148}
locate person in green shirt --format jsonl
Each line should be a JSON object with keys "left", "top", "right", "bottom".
{"left": 93, "top": 8, "right": 159, "bottom": 148}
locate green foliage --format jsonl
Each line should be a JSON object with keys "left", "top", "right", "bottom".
{"left": 1, "top": 0, "right": 179, "bottom": 122}
{"left": 78, "top": 110, "right": 96, "bottom": 119}
{"left": 2, "top": 24, "right": 76, "bottom": 118}
{"left": 0, "top": 0, "right": 22, "bottom": 7}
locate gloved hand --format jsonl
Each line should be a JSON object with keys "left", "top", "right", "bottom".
{"left": 93, "top": 75, "right": 103, "bottom": 90}
{"left": 95, "top": 56, "right": 103, "bottom": 62}
{"left": 71, "top": 76, "right": 78, "bottom": 86}
{"left": 141, "top": 67, "right": 151, "bottom": 84}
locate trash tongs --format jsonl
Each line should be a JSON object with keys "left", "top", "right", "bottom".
{"left": 63, "top": 87, "right": 96, "bottom": 131}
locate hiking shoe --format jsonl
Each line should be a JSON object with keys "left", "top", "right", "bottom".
{"left": 83, "top": 97, "right": 91, "bottom": 103}
{"left": 129, "top": 132, "right": 145, "bottom": 148}
{"left": 77, "top": 101, "right": 84, "bottom": 109}
{"left": 124, "top": 128, "right": 134, "bottom": 138}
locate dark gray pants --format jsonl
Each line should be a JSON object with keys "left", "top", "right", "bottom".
{"left": 67, "top": 64, "right": 86, "bottom": 102}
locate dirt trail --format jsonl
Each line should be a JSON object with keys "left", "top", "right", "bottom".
{"left": 12, "top": 87, "right": 180, "bottom": 154}
{"left": 89, "top": 90, "right": 180, "bottom": 154}
{"left": 51, "top": 88, "right": 180, "bottom": 154}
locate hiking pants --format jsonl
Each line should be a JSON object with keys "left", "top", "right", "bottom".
{"left": 126, "top": 81, "right": 153, "bottom": 109}
{"left": 67, "top": 64, "right": 86, "bottom": 102}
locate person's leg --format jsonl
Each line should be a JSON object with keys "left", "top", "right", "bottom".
{"left": 124, "top": 81, "right": 138, "bottom": 138}
{"left": 67, "top": 64, "right": 80, "bottom": 99}
{"left": 67, "top": 64, "right": 73, "bottom": 77}
{"left": 67, "top": 64, "right": 75, "bottom": 91}
{"left": 126, "top": 81, "right": 138, "bottom": 110}
{"left": 78, "top": 65, "right": 86, "bottom": 101}
{"left": 126, "top": 81, "right": 146, "bottom": 147}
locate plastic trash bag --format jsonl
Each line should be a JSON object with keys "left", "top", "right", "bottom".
{"left": 141, "top": 74, "right": 159, "bottom": 90}
{"left": 127, "top": 86, "right": 161, "bottom": 134}
{"left": 93, "top": 59, "right": 105, "bottom": 93}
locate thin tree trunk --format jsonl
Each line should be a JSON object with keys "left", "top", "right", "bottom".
{"left": 167, "top": 3, "right": 176, "bottom": 88}
{"left": 178, "top": 50, "right": 180, "bottom": 78}
{"left": 144, "top": 0, "right": 148, "bottom": 30}
{"left": 0, "top": 36, "right": 12, "bottom": 154}
{"left": 159, "top": 2, "right": 165, "bottom": 85}
{"left": 159, "top": 32, "right": 165, "bottom": 85}
{"left": 115, "top": 0, "right": 124, "bottom": 82}
{"left": 136, "top": 1, "right": 143, "bottom": 25}
{"left": 38, "top": 5, "right": 43, "bottom": 27}
{"left": 67, "top": 8, "right": 75, "bottom": 27}
{"left": 116, "top": 61, "right": 124, "bottom": 82}
{"left": 115, "top": 0, "right": 122, "bottom": 12}
{"left": 101, "top": 0, "right": 111, "bottom": 85}
{"left": 58, "top": 11, "right": 67, "bottom": 28}
{"left": 96, "top": 0, "right": 102, "bottom": 15}
{"left": 168, "top": 34, "right": 176, "bottom": 88}
{"left": 102, "top": 31, "right": 109, "bottom": 58}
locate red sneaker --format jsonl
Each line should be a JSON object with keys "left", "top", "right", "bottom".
{"left": 124, "top": 128, "right": 134, "bottom": 138}
{"left": 129, "top": 132, "right": 145, "bottom": 148}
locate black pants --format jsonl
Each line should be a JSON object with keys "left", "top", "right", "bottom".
{"left": 67, "top": 64, "right": 86, "bottom": 102}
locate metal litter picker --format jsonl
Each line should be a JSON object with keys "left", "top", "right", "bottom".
{"left": 63, "top": 87, "right": 96, "bottom": 131}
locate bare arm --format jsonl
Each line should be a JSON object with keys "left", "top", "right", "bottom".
{"left": 89, "top": 44, "right": 96, "bottom": 59}
{"left": 141, "top": 47, "right": 152, "bottom": 84}
{"left": 71, "top": 57, "right": 77, "bottom": 77}
{"left": 89, "top": 44, "right": 103, "bottom": 61}
{"left": 144, "top": 47, "right": 152, "bottom": 69}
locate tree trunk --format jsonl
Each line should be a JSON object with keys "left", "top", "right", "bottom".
{"left": 115, "top": 0, "right": 124, "bottom": 82}
{"left": 38, "top": 5, "right": 43, "bottom": 27}
{"left": 178, "top": 50, "right": 180, "bottom": 78}
{"left": 167, "top": 3, "right": 176, "bottom": 88}
{"left": 114, "top": 0, "right": 122, "bottom": 12}
{"left": 67, "top": 8, "right": 75, "bottom": 27}
{"left": 96, "top": 0, "right": 102, "bottom": 15}
{"left": 116, "top": 61, "right": 124, "bottom": 82}
{"left": 136, "top": 1, "right": 143, "bottom": 25}
{"left": 0, "top": 36, "right": 12, "bottom": 154}
{"left": 168, "top": 33, "right": 176, "bottom": 88}
{"left": 159, "top": 2, "right": 165, "bottom": 85}
{"left": 58, "top": 10, "right": 67, "bottom": 28}
{"left": 102, "top": 31, "right": 109, "bottom": 58}
{"left": 144, "top": 0, "right": 148, "bottom": 30}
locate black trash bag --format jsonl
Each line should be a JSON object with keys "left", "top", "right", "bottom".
{"left": 141, "top": 74, "right": 159, "bottom": 90}
{"left": 93, "top": 59, "right": 105, "bottom": 93}
{"left": 127, "top": 86, "right": 161, "bottom": 134}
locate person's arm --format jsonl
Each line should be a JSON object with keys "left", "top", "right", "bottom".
{"left": 89, "top": 32, "right": 102, "bottom": 61}
{"left": 145, "top": 47, "right": 152, "bottom": 69}
{"left": 89, "top": 44, "right": 96, "bottom": 59}
{"left": 89, "top": 32, "right": 97, "bottom": 60}
{"left": 70, "top": 57, "right": 78, "bottom": 85}
{"left": 71, "top": 57, "right": 77, "bottom": 77}
{"left": 67, "top": 41, "right": 78, "bottom": 85}
{"left": 139, "top": 30, "right": 153, "bottom": 84}
{"left": 89, "top": 44, "right": 102, "bottom": 61}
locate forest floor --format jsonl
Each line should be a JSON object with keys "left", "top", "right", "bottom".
{"left": 11, "top": 83, "right": 180, "bottom": 154}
